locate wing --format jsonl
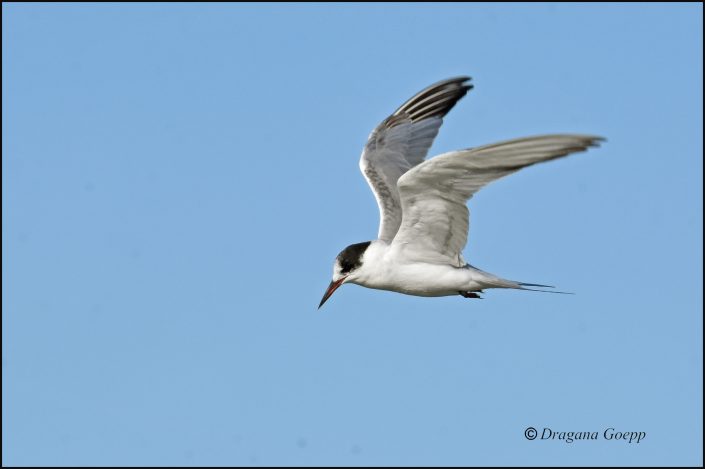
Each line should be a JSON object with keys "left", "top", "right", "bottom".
{"left": 392, "top": 135, "right": 605, "bottom": 266}
{"left": 360, "top": 76, "right": 473, "bottom": 242}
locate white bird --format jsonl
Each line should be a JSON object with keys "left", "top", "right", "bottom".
{"left": 319, "top": 76, "right": 603, "bottom": 308}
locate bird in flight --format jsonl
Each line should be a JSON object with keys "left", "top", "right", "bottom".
{"left": 319, "top": 76, "right": 603, "bottom": 308}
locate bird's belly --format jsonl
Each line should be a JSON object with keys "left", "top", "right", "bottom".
{"left": 358, "top": 263, "right": 482, "bottom": 297}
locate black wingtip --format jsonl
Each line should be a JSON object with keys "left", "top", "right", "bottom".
{"left": 393, "top": 76, "right": 474, "bottom": 122}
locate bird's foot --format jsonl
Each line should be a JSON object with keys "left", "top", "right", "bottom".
{"left": 459, "top": 291, "right": 483, "bottom": 299}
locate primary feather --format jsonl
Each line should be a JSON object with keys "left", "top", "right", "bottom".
{"left": 360, "top": 77, "right": 472, "bottom": 242}
{"left": 392, "top": 135, "right": 604, "bottom": 266}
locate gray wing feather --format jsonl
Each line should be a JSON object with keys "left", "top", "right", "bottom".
{"left": 393, "top": 134, "right": 605, "bottom": 265}
{"left": 360, "top": 77, "right": 473, "bottom": 241}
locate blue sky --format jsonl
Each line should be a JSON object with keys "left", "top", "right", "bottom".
{"left": 3, "top": 3, "right": 702, "bottom": 466}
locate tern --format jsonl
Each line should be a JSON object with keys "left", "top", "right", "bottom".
{"left": 319, "top": 76, "right": 603, "bottom": 308}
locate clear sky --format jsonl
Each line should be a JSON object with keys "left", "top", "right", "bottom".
{"left": 3, "top": 3, "right": 702, "bottom": 466}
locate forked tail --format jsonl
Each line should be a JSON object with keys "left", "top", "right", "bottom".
{"left": 517, "top": 282, "right": 574, "bottom": 295}
{"left": 467, "top": 265, "right": 574, "bottom": 295}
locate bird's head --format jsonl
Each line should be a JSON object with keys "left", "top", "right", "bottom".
{"left": 318, "top": 241, "right": 371, "bottom": 309}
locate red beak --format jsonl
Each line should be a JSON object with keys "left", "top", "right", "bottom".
{"left": 318, "top": 277, "right": 346, "bottom": 309}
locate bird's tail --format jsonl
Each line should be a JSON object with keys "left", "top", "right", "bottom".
{"left": 517, "top": 282, "right": 574, "bottom": 295}
{"left": 468, "top": 265, "right": 574, "bottom": 295}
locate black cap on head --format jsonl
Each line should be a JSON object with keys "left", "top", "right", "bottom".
{"left": 337, "top": 241, "right": 371, "bottom": 274}
{"left": 319, "top": 241, "right": 372, "bottom": 309}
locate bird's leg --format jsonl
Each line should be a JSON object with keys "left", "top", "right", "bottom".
{"left": 459, "top": 291, "right": 483, "bottom": 299}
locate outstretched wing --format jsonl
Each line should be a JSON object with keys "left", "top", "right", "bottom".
{"left": 360, "top": 77, "right": 473, "bottom": 242}
{"left": 392, "top": 135, "right": 605, "bottom": 266}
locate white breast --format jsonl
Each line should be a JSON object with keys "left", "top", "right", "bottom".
{"left": 348, "top": 241, "right": 484, "bottom": 297}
